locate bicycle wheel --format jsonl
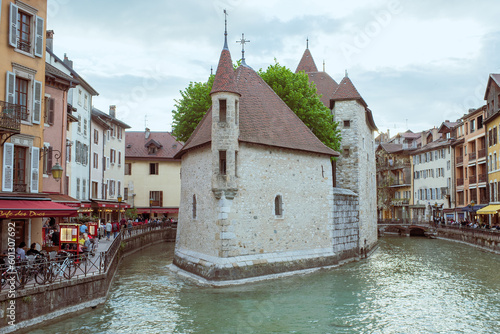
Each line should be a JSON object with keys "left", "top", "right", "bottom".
{"left": 15, "top": 267, "right": 28, "bottom": 288}
{"left": 63, "top": 261, "right": 77, "bottom": 279}
{"left": 34, "top": 262, "right": 48, "bottom": 285}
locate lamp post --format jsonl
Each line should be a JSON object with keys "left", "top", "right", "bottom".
{"left": 470, "top": 200, "right": 475, "bottom": 223}
{"left": 149, "top": 197, "right": 154, "bottom": 220}
{"left": 117, "top": 194, "right": 122, "bottom": 221}
{"left": 433, "top": 202, "right": 438, "bottom": 222}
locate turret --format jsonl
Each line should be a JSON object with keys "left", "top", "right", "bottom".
{"left": 210, "top": 16, "right": 241, "bottom": 200}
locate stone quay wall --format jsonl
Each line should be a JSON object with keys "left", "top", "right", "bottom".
{"left": 437, "top": 226, "right": 500, "bottom": 253}
{"left": 0, "top": 227, "right": 176, "bottom": 333}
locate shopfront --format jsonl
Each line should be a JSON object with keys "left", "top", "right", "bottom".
{"left": 0, "top": 198, "right": 77, "bottom": 252}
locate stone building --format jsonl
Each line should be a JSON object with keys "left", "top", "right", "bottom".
{"left": 172, "top": 31, "right": 361, "bottom": 283}
{"left": 296, "top": 47, "right": 378, "bottom": 253}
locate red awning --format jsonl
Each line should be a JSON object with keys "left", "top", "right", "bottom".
{"left": 92, "top": 201, "right": 131, "bottom": 209}
{"left": 136, "top": 208, "right": 179, "bottom": 214}
{"left": 0, "top": 200, "right": 78, "bottom": 219}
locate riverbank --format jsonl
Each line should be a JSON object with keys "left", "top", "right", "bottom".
{"left": 0, "top": 225, "right": 176, "bottom": 334}
{"left": 436, "top": 225, "right": 500, "bottom": 255}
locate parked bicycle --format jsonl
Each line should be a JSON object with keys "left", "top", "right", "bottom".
{"left": 37, "top": 251, "right": 77, "bottom": 284}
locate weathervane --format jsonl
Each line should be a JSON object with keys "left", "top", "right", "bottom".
{"left": 236, "top": 33, "right": 250, "bottom": 65}
{"left": 223, "top": 9, "right": 228, "bottom": 49}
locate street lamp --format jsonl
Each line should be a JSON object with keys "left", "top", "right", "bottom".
{"left": 117, "top": 194, "right": 122, "bottom": 221}
{"left": 40, "top": 149, "right": 63, "bottom": 181}
{"left": 149, "top": 197, "right": 154, "bottom": 220}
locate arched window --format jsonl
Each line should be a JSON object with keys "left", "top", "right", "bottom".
{"left": 274, "top": 195, "right": 283, "bottom": 217}
{"left": 192, "top": 195, "right": 197, "bottom": 219}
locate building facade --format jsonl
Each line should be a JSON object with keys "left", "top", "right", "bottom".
{"left": 124, "top": 129, "right": 182, "bottom": 219}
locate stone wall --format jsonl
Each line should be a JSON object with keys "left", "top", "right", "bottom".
{"left": 437, "top": 227, "right": 500, "bottom": 253}
{"left": 173, "top": 159, "right": 362, "bottom": 283}
{"left": 0, "top": 228, "right": 176, "bottom": 333}
{"left": 333, "top": 100, "right": 378, "bottom": 253}
{"left": 332, "top": 187, "right": 360, "bottom": 261}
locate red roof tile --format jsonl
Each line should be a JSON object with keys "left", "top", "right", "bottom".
{"left": 307, "top": 71, "right": 338, "bottom": 108}
{"left": 125, "top": 131, "right": 183, "bottom": 159}
{"left": 331, "top": 76, "right": 367, "bottom": 107}
{"left": 295, "top": 48, "right": 318, "bottom": 73}
{"left": 210, "top": 49, "right": 239, "bottom": 95}
{"left": 177, "top": 64, "right": 339, "bottom": 157}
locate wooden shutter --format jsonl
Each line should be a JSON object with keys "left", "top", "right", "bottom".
{"left": 34, "top": 16, "right": 44, "bottom": 57}
{"left": 8, "top": 3, "right": 18, "bottom": 48}
{"left": 48, "top": 98, "right": 55, "bottom": 124}
{"left": 30, "top": 147, "right": 40, "bottom": 193}
{"left": 32, "top": 80, "right": 42, "bottom": 124}
{"left": 160, "top": 191, "right": 163, "bottom": 207}
{"left": 6, "top": 71, "right": 16, "bottom": 104}
{"left": 2, "top": 143, "right": 14, "bottom": 191}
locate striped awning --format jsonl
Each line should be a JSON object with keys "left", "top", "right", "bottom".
{"left": 476, "top": 204, "right": 500, "bottom": 215}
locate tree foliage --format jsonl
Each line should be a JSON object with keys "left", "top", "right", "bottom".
{"left": 172, "top": 61, "right": 341, "bottom": 152}
{"left": 258, "top": 61, "right": 341, "bottom": 152}
{"left": 172, "top": 75, "right": 214, "bottom": 142}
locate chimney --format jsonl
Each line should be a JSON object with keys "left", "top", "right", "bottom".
{"left": 46, "top": 30, "right": 54, "bottom": 51}
{"left": 145, "top": 128, "right": 150, "bottom": 139}
{"left": 109, "top": 105, "right": 116, "bottom": 118}
{"left": 63, "top": 53, "right": 73, "bottom": 69}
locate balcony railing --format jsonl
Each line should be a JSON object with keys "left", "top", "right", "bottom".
{"left": 13, "top": 182, "right": 27, "bottom": 193}
{"left": 150, "top": 200, "right": 162, "bottom": 207}
{"left": 478, "top": 174, "right": 487, "bottom": 183}
{"left": 17, "top": 40, "right": 31, "bottom": 53}
{"left": 456, "top": 156, "right": 463, "bottom": 164}
{"left": 0, "top": 101, "right": 26, "bottom": 132}
{"left": 457, "top": 178, "right": 464, "bottom": 186}
{"left": 469, "top": 175, "right": 477, "bottom": 184}
{"left": 478, "top": 148, "right": 486, "bottom": 159}
{"left": 468, "top": 152, "right": 476, "bottom": 161}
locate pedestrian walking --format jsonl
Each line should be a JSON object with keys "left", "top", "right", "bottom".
{"left": 105, "top": 221, "right": 112, "bottom": 241}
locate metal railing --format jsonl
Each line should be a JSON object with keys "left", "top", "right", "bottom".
{"left": 0, "top": 222, "right": 173, "bottom": 292}
{"left": 0, "top": 101, "right": 27, "bottom": 132}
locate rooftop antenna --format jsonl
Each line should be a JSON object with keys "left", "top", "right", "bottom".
{"left": 236, "top": 33, "right": 250, "bottom": 65}
{"left": 223, "top": 9, "right": 228, "bottom": 49}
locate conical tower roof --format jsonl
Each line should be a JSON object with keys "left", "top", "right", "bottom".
{"left": 210, "top": 48, "right": 239, "bottom": 95}
{"left": 295, "top": 48, "right": 318, "bottom": 73}
{"left": 331, "top": 75, "right": 367, "bottom": 107}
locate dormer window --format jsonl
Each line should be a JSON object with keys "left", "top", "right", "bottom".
{"left": 219, "top": 99, "right": 227, "bottom": 122}
{"left": 148, "top": 146, "right": 157, "bottom": 154}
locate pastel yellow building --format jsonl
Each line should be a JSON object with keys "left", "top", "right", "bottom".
{"left": 0, "top": 0, "right": 52, "bottom": 249}
{"left": 124, "top": 129, "right": 183, "bottom": 220}
{"left": 480, "top": 74, "right": 500, "bottom": 225}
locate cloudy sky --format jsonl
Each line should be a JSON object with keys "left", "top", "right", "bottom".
{"left": 46, "top": 0, "right": 500, "bottom": 137}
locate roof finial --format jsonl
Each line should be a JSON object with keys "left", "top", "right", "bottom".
{"left": 323, "top": 60, "right": 325, "bottom": 72}
{"left": 345, "top": 69, "right": 348, "bottom": 77}
{"left": 223, "top": 9, "right": 228, "bottom": 50}
{"left": 306, "top": 37, "right": 309, "bottom": 49}
{"left": 236, "top": 33, "right": 250, "bottom": 65}
{"left": 211, "top": 66, "right": 213, "bottom": 76}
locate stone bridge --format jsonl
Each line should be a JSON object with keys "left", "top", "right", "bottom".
{"left": 378, "top": 220, "right": 436, "bottom": 237}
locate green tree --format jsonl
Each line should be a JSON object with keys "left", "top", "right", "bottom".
{"left": 172, "top": 75, "right": 214, "bottom": 142}
{"left": 259, "top": 61, "right": 340, "bottom": 152}
{"left": 172, "top": 61, "right": 341, "bottom": 151}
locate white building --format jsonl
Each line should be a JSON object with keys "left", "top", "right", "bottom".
{"left": 411, "top": 128, "right": 455, "bottom": 221}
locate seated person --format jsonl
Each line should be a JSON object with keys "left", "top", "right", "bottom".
{"left": 26, "top": 243, "right": 42, "bottom": 257}
{"left": 16, "top": 242, "right": 26, "bottom": 260}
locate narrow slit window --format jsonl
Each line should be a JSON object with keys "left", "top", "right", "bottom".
{"left": 219, "top": 150, "right": 227, "bottom": 175}
{"left": 235, "top": 100, "right": 239, "bottom": 125}
{"left": 275, "top": 195, "right": 283, "bottom": 216}
{"left": 193, "top": 195, "right": 197, "bottom": 219}
{"left": 219, "top": 99, "right": 227, "bottom": 122}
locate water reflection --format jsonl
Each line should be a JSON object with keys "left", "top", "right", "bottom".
{"left": 30, "top": 237, "right": 500, "bottom": 333}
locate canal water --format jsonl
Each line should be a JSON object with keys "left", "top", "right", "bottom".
{"left": 30, "top": 237, "right": 499, "bottom": 333}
